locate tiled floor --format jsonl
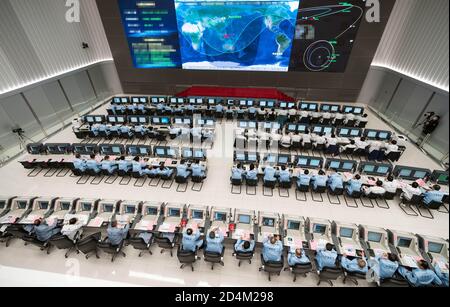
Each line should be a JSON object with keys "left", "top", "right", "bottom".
{"left": 0, "top": 102, "right": 448, "bottom": 287}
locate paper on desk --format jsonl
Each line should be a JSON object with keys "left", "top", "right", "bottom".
{"left": 286, "top": 236, "right": 303, "bottom": 248}
{"left": 0, "top": 225, "right": 8, "bottom": 232}
{"left": 159, "top": 222, "right": 176, "bottom": 233}
{"left": 88, "top": 217, "right": 104, "bottom": 228}
{"left": 0, "top": 215, "right": 16, "bottom": 224}
{"left": 234, "top": 228, "right": 250, "bottom": 239}
{"left": 415, "top": 179, "right": 427, "bottom": 187}
{"left": 137, "top": 220, "right": 155, "bottom": 231}
{"left": 46, "top": 217, "right": 57, "bottom": 227}
{"left": 402, "top": 255, "right": 421, "bottom": 268}
{"left": 343, "top": 244, "right": 356, "bottom": 256}
{"left": 22, "top": 215, "right": 40, "bottom": 224}
{"left": 310, "top": 239, "right": 328, "bottom": 250}
{"left": 373, "top": 249, "right": 385, "bottom": 257}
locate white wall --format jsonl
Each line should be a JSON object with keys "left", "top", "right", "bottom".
{"left": 0, "top": 0, "right": 113, "bottom": 95}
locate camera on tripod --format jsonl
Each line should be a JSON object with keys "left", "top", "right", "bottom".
{"left": 12, "top": 128, "right": 25, "bottom": 135}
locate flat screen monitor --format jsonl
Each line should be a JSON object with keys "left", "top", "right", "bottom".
{"left": 196, "top": 99, "right": 202, "bottom": 104}
{"left": 278, "top": 156, "right": 288, "bottom": 164}
{"left": 288, "top": 103, "right": 295, "bottom": 108}
{"left": 298, "top": 125, "right": 307, "bottom": 133}
{"left": 266, "top": 155, "right": 276, "bottom": 163}
{"left": 240, "top": 100, "right": 246, "bottom": 106}
{"left": 239, "top": 122, "right": 247, "bottom": 128}
{"left": 236, "top": 154, "right": 245, "bottom": 161}
{"left": 368, "top": 232, "right": 382, "bottom": 243}
{"left": 189, "top": 98, "right": 195, "bottom": 104}
{"left": 287, "top": 220, "right": 300, "bottom": 230}
{"left": 39, "top": 202, "right": 49, "bottom": 210}
{"left": 288, "top": 124, "right": 297, "bottom": 131}
{"left": 132, "top": 98, "right": 139, "bottom": 103}
{"left": 194, "top": 151, "right": 204, "bottom": 158}
{"left": 238, "top": 215, "right": 251, "bottom": 224}
{"left": 128, "top": 147, "right": 138, "bottom": 156}
{"left": 103, "top": 204, "right": 114, "bottom": 212}
{"left": 397, "top": 237, "right": 412, "bottom": 248}
{"left": 161, "top": 117, "right": 170, "bottom": 125}
{"left": 262, "top": 218, "right": 275, "bottom": 227}
{"left": 399, "top": 169, "right": 412, "bottom": 177}
{"left": 156, "top": 148, "right": 165, "bottom": 156}
{"left": 248, "top": 122, "right": 256, "bottom": 129}
{"left": 247, "top": 154, "right": 257, "bottom": 162}
{"left": 153, "top": 117, "right": 160, "bottom": 124}
{"left": 377, "top": 166, "right": 389, "bottom": 174}
{"left": 184, "top": 119, "right": 191, "bottom": 125}
{"left": 267, "top": 101, "right": 274, "bottom": 108}
{"left": 247, "top": 101, "right": 254, "bottom": 107}
{"left": 428, "top": 242, "right": 444, "bottom": 254}
{"left": 260, "top": 101, "right": 267, "bottom": 107}
{"left": 125, "top": 206, "right": 136, "bottom": 214}
{"left": 363, "top": 165, "right": 375, "bottom": 173}
{"left": 310, "top": 159, "right": 321, "bottom": 167}
{"left": 264, "top": 122, "right": 272, "bottom": 129}
{"left": 437, "top": 173, "right": 449, "bottom": 183}
{"left": 117, "top": 117, "right": 124, "bottom": 123}
{"left": 139, "top": 148, "right": 148, "bottom": 155}
{"left": 313, "top": 127, "right": 322, "bottom": 133}
{"left": 279, "top": 102, "right": 287, "bottom": 108}
{"left": 339, "top": 227, "right": 354, "bottom": 238}
{"left": 342, "top": 162, "right": 354, "bottom": 170}
{"left": 140, "top": 98, "right": 147, "bottom": 103}
{"left": 413, "top": 171, "right": 427, "bottom": 178}
{"left": 300, "top": 104, "right": 308, "bottom": 110}
{"left": 297, "top": 158, "right": 308, "bottom": 166}
{"left": 177, "top": 98, "right": 184, "bottom": 103}
{"left": 192, "top": 210, "right": 203, "bottom": 219}
{"left": 146, "top": 207, "right": 158, "bottom": 215}
{"left": 112, "top": 147, "right": 121, "bottom": 154}
{"left": 379, "top": 132, "right": 389, "bottom": 139}
{"left": 113, "top": 98, "right": 121, "bottom": 103}
{"left": 313, "top": 224, "right": 327, "bottom": 234}
{"left": 309, "top": 104, "right": 317, "bottom": 110}
{"left": 139, "top": 117, "right": 147, "bottom": 124}
{"left": 197, "top": 119, "right": 205, "bottom": 125}
{"left": 339, "top": 128, "right": 349, "bottom": 136}
{"left": 171, "top": 98, "right": 178, "bottom": 103}
{"left": 215, "top": 212, "right": 227, "bottom": 221}
{"left": 324, "top": 127, "right": 332, "bottom": 134}
{"left": 158, "top": 98, "right": 165, "bottom": 103}
{"left": 227, "top": 100, "right": 234, "bottom": 105}
{"left": 121, "top": 98, "right": 128, "bottom": 103}
{"left": 331, "top": 106, "right": 340, "bottom": 112}
{"left": 168, "top": 208, "right": 180, "bottom": 217}
{"left": 81, "top": 203, "right": 91, "bottom": 211}
{"left": 322, "top": 105, "right": 330, "bottom": 111}
{"left": 85, "top": 146, "right": 94, "bottom": 153}
{"left": 130, "top": 118, "right": 138, "bottom": 123}
{"left": 175, "top": 118, "right": 183, "bottom": 124}
{"left": 109, "top": 117, "right": 116, "bottom": 123}
{"left": 60, "top": 202, "right": 70, "bottom": 211}
{"left": 167, "top": 149, "right": 176, "bottom": 157}
{"left": 183, "top": 150, "right": 193, "bottom": 158}
{"left": 47, "top": 146, "right": 58, "bottom": 153}
{"left": 208, "top": 99, "right": 215, "bottom": 104}
{"left": 344, "top": 107, "right": 353, "bottom": 113}
{"left": 367, "top": 131, "right": 377, "bottom": 138}
{"left": 329, "top": 161, "right": 340, "bottom": 169}
{"left": 354, "top": 108, "right": 362, "bottom": 114}
{"left": 86, "top": 116, "right": 94, "bottom": 123}
{"left": 17, "top": 201, "right": 27, "bottom": 209}
{"left": 350, "top": 129, "right": 360, "bottom": 136}
{"left": 95, "top": 116, "right": 103, "bottom": 122}
{"left": 151, "top": 98, "right": 158, "bottom": 103}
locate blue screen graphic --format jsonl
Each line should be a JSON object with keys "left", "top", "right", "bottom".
{"left": 175, "top": 0, "right": 299, "bottom": 71}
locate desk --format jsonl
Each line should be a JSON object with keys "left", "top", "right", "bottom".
{"left": 284, "top": 236, "right": 308, "bottom": 249}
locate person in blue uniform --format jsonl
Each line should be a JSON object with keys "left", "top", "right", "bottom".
{"left": 341, "top": 255, "right": 369, "bottom": 274}
{"left": 28, "top": 218, "right": 61, "bottom": 242}
{"left": 231, "top": 163, "right": 245, "bottom": 182}
{"left": 311, "top": 170, "right": 328, "bottom": 191}
{"left": 316, "top": 243, "right": 338, "bottom": 271}
{"left": 86, "top": 154, "right": 101, "bottom": 174}
{"left": 205, "top": 227, "right": 224, "bottom": 255}
{"left": 158, "top": 162, "right": 174, "bottom": 178}
{"left": 327, "top": 169, "right": 344, "bottom": 192}
{"left": 262, "top": 235, "right": 283, "bottom": 263}
{"left": 234, "top": 237, "right": 255, "bottom": 253}
{"left": 297, "top": 169, "right": 311, "bottom": 188}
{"left": 107, "top": 220, "right": 129, "bottom": 246}
{"left": 245, "top": 164, "right": 258, "bottom": 181}
{"left": 182, "top": 227, "right": 203, "bottom": 252}
{"left": 434, "top": 263, "right": 449, "bottom": 287}
{"left": 423, "top": 185, "right": 445, "bottom": 206}
{"left": 118, "top": 156, "right": 131, "bottom": 173}
{"left": 278, "top": 165, "right": 291, "bottom": 183}
{"left": 101, "top": 156, "right": 118, "bottom": 175}
{"left": 370, "top": 253, "right": 400, "bottom": 281}
{"left": 176, "top": 160, "right": 191, "bottom": 179}
{"left": 73, "top": 153, "right": 87, "bottom": 172}
{"left": 263, "top": 165, "right": 277, "bottom": 185}
{"left": 288, "top": 248, "right": 311, "bottom": 266}
{"left": 346, "top": 174, "right": 363, "bottom": 196}
{"left": 398, "top": 260, "right": 442, "bottom": 287}
{"left": 191, "top": 160, "right": 206, "bottom": 179}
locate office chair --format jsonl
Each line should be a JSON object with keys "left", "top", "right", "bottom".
{"left": 175, "top": 175, "right": 189, "bottom": 192}
{"left": 131, "top": 171, "right": 144, "bottom": 179}
{"left": 49, "top": 234, "right": 79, "bottom": 258}
{"left": 177, "top": 246, "right": 198, "bottom": 271}
{"left": 256, "top": 113, "right": 266, "bottom": 121}
{"left": 398, "top": 194, "right": 420, "bottom": 216}
{"left": 384, "top": 191, "right": 397, "bottom": 200}
{"left": 426, "top": 200, "right": 443, "bottom": 210}
{"left": 71, "top": 168, "right": 85, "bottom": 177}
{"left": 22, "top": 234, "right": 52, "bottom": 254}
{"left": 3, "top": 224, "right": 28, "bottom": 247}
{"left": 315, "top": 260, "right": 343, "bottom": 286}
{"left": 333, "top": 118, "right": 344, "bottom": 126}
{"left": 204, "top": 247, "right": 225, "bottom": 270}
{"left": 233, "top": 248, "right": 255, "bottom": 267}
{"left": 313, "top": 143, "right": 325, "bottom": 152}
{"left": 353, "top": 148, "right": 367, "bottom": 158}
{"left": 191, "top": 175, "right": 205, "bottom": 192}
{"left": 278, "top": 180, "right": 292, "bottom": 198}
{"left": 231, "top": 178, "right": 243, "bottom": 194}
{"left": 346, "top": 119, "right": 356, "bottom": 127}
{"left": 343, "top": 270, "right": 367, "bottom": 286}
{"left": 379, "top": 275, "right": 410, "bottom": 287}
{"left": 245, "top": 178, "right": 258, "bottom": 195}
{"left": 321, "top": 118, "right": 331, "bottom": 125}
{"left": 129, "top": 234, "right": 153, "bottom": 257}
{"left": 325, "top": 145, "right": 339, "bottom": 156}
{"left": 154, "top": 235, "right": 176, "bottom": 256}
{"left": 97, "top": 239, "right": 126, "bottom": 262}
{"left": 368, "top": 150, "right": 381, "bottom": 161}
{"left": 86, "top": 169, "right": 101, "bottom": 177}
{"left": 263, "top": 180, "right": 277, "bottom": 197}
{"left": 328, "top": 187, "right": 344, "bottom": 196}
{"left": 366, "top": 192, "right": 389, "bottom": 209}
{"left": 291, "top": 140, "right": 301, "bottom": 151}
{"left": 160, "top": 172, "right": 174, "bottom": 189}
{"left": 386, "top": 151, "right": 402, "bottom": 162}
{"left": 77, "top": 232, "right": 101, "bottom": 259}
{"left": 310, "top": 117, "right": 320, "bottom": 125}
{"left": 341, "top": 147, "right": 355, "bottom": 156}
{"left": 215, "top": 111, "right": 224, "bottom": 119}
{"left": 285, "top": 262, "right": 313, "bottom": 282}
{"left": 259, "top": 254, "right": 284, "bottom": 281}
{"left": 248, "top": 113, "right": 256, "bottom": 120}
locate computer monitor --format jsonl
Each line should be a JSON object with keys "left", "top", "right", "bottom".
{"left": 378, "top": 132, "right": 389, "bottom": 139}
{"left": 177, "top": 98, "right": 184, "bottom": 103}
{"left": 214, "top": 212, "right": 227, "bottom": 221}
{"left": 287, "top": 220, "right": 300, "bottom": 230}
{"left": 171, "top": 98, "right": 178, "bottom": 103}
{"left": 94, "top": 116, "right": 102, "bottom": 122}
{"left": 81, "top": 203, "right": 91, "bottom": 211}
{"left": 167, "top": 149, "right": 176, "bottom": 157}
{"left": 339, "top": 227, "right": 354, "bottom": 238}
{"left": 140, "top": 98, "right": 147, "bottom": 103}
{"left": 344, "top": 107, "right": 352, "bottom": 113}
{"left": 47, "top": 146, "right": 58, "bottom": 153}
{"left": 112, "top": 146, "right": 121, "bottom": 155}
{"left": 128, "top": 147, "right": 138, "bottom": 156}
{"left": 125, "top": 206, "right": 136, "bottom": 214}
{"left": 208, "top": 99, "right": 215, "bottom": 104}
{"left": 313, "top": 127, "right": 322, "bottom": 133}
{"left": 168, "top": 208, "right": 180, "bottom": 217}
{"left": 132, "top": 98, "right": 139, "bottom": 103}
{"left": 206, "top": 120, "right": 214, "bottom": 126}
{"left": 264, "top": 122, "right": 272, "bottom": 129}
{"left": 130, "top": 118, "right": 138, "bottom": 123}
{"left": 350, "top": 129, "right": 360, "bottom": 136}
{"left": 367, "top": 131, "right": 377, "bottom": 138}
{"left": 183, "top": 150, "right": 193, "bottom": 158}
{"left": 194, "top": 150, "right": 204, "bottom": 158}
{"left": 192, "top": 210, "right": 203, "bottom": 219}
{"left": 377, "top": 166, "right": 389, "bottom": 174}
{"left": 227, "top": 100, "right": 234, "bottom": 105}
{"left": 175, "top": 118, "right": 183, "bottom": 124}
{"left": 139, "top": 117, "right": 147, "bottom": 124}
{"left": 297, "top": 158, "right": 308, "bottom": 166}
{"left": 363, "top": 165, "right": 375, "bottom": 173}
{"left": 428, "top": 242, "right": 444, "bottom": 254}
{"left": 248, "top": 122, "right": 256, "bottom": 129}
{"left": 39, "top": 202, "right": 49, "bottom": 210}
{"left": 280, "top": 102, "right": 287, "bottom": 108}
{"left": 117, "top": 117, "right": 124, "bottom": 123}
{"left": 240, "top": 100, "right": 246, "bottom": 106}
{"left": 310, "top": 159, "right": 320, "bottom": 167}
{"left": 184, "top": 119, "right": 191, "bottom": 125}
{"left": 161, "top": 117, "right": 170, "bottom": 124}
{"left": 238, "top": 215, "right": 251, "bottom": 224}
{"left": 288, "top": 124, "right": 297, "bottom": 131}
{"left": 103, "top": 204, "right": 114, "bottom": 212}
{"left": 86, "top": 116, "right": 94, "bottom": 123}
{"left": 313, "top": 224, "right": 326, "bottom": 234}
{"left": 153, "top": 118, "right": 160, "bottom": 124}
{"left": 278, "top": 156, "right": 288, "bottom": 164}
{"left": 324, "top": 127, "right": 332, "bottom": 134}
{"left": 196, "top": 99, "right": 202, "bottom": 104}
{"left": 298, "top": 125, "right": 307, "bottom": 133}
{"left": 60, "top": 202, "right": 70, "bottom": 211}
{"left": 413, "top": 171, "right": 427, "bottom": 178}
{"left": 331, "top": 106, "right": 340, "bottom": 112}
{"left": 399, "top": 169, "right": 412, "bottom": 177}
{"left": 197, "top": 119, "right": 205, "bottom": 125}
{"left": 113, "top": 98, "right": 121, "bottom": 103}
{"left": 260, "top": 101, "right": 267, "bottom": 107}
{"left": 85, "top": 146, "right": 94, "bottom": 153}
{"left": 247, "top": 154, "right": 257, "bottom": 162}
{"left": 309, "top": 104, "right": 317, "bottom": 110}
{"left": 156, "top": 148, "right": 165, "bottom": 156}
{"left": 158, "top": 98, "right": 165, "bottom": 103}
{"left": 329, "top": 161, "right": 340, "bottom": 169}
{"left": 354, "top": 108, "right": 362, "bottom": 114}
{"left": 151, "top": 98, "right": 158, "bottom": 103}
{"left": 367, "top": 232, "right": 382, "bottom": 243}
{"left": 121, "top": 98, "right": 128, "bottom": 103}
{"left": 322, "top": 105, "right": 330, "bottom": 111}
{"left": 300, "top": 104, "right": 308, "bottom": 110}
{"left": 146, "top": 207, "right": 158, "bottom": 215}
{"left": 288, "top": 103, "right": 295, "bottom": 108}
{"left": 139, "top": 148, "right": 148, "bottom": 155}
{"left": 109, "top": 117, "right": 116, "bottom": 123}
{"left": 239, "top": 122, "right": 247, "bottom": 128}
{"left": 262, "top": 217, "right": 275, "bottom": 227}
{"left": 267, "top": 101, "right": 274, "bottom": 108}
{"left": 17, "top": 201, "right": 27, "bottom": 209}
{"left": 189, "top": 98, "right": 195, "bottom": 104}
{"left": 339, "top": 128, "right": 349, "bottom": 136}
{"left": 266, "top": 155, "right": 276, "bottom": 163}
{"left": 342, "top": 162, "right": 354, "bottom": 170}
{"left": 397, "top": 237, "right": 412, "bottom": 248}
{"left": 437, "top": 173, "right": 449, "bottom": 183}
{"left": 236, "top": 153, "right": 245, "bottom": 161}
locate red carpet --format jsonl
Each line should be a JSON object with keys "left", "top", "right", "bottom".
{"left": 176, "top": 86, "right": 295, "bottom": 102}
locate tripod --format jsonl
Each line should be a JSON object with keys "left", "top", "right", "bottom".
{"left": 15, "top": 131, "right": 34, "bottom": 150}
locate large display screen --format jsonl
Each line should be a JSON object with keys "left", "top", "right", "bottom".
{"left": 118, "top": 0, "right": 364, "bottom": 72}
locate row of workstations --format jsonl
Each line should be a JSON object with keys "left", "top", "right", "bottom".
{"left": 0, "top": 196, "right": 447, "bottom": 277}
{"left": 110, "top": 96, "right": 365, "bottom": 114}
{"left": 19, "top": 143, "right": 207, "bottom": 170}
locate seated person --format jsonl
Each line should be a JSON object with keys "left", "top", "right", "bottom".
{"left": 118, "top": 156, "right": 132, "bottom": 173}
{"left": 398, "top": 260, "right": 442, "bottom": 287}
{"left": 108, "top": 123, "right": 119, "bottom": 136}
{"left": 205, "top": 227, "right": 224, "bottom": 254}
{"left": 191, "top": 160, "right": 206, "bottom": 179}
{"left": 270, "top": 133, "right": 282, "bottom": 148}
{"left": 312, "top": 133, "right": 326, "bottom": 149}
{"left": 120, "top": 125, "right": 133, "bottom": 138}
{"left": 300, "top": 133, "right": 311, "bottom": 147}
{"left": 263, "top": 165, "right": 277, "bottom": 184}
{"left": 355, "top": 137, "right": 369, "bottom": 151}
{"left": 327, "top": 169, "right": 344, "bottom": 192}
{"left": 234, "top": 236, "right": 255, "bottom": 253}
{"left": 131, "top": 156, "right": 150, "bottom": 176}
{"left": 384, "top": 140, "right": 399, "bottom": 155}
{"left": 423, "top": 185, "right": 445, "bottom": 206}
{"left": 341, "top": 254, "right": 369, "bottom": 274}
{"left": 86, "top": 154, "right": 101, "bottom": 174}
{"left": 137, "top": 104, "right": 146, "bottom": 114}
{"left": 288, "top": 248, "right": 311, "bottom": 266}
{"left": 231, "top": 163, "right": 245, "bottom": 182}
{"left": 134, "top": 125, "right": 148, "bottom": 137}
{"left": 383, "top": 175, "right": 399, "bottom": 194}
{"left": 356, "top": 114, "right": 369, "bottom": 126}
{"left": 278, "top": 165, "right": 292, "bottom": 183}
{"left": 98, "top": 123, "right": 109, "bottom": 136}
{"left": 368, "top": 137, "right": 384, "bottom": 154}
{"left": 346, "top": 174, "right": 362, "bottom": 196}
{"left": 158, "top": 162, "right": 174, "bottom": 178}
{"left": 73, "top": 153, "right": 87, "bottom": 172}
{"left": 215, "top": 104, "right": 224, "bottom": 113}
{"left": 280, "top": 134, "right": 292, "bottom": 148}
{"left": 169, "top": 127, "right": 181, "bottom": 139}
{"left": 61, "top": 218, "right": 83, "bottom": 243}
{"left": 191, "top": 127, "right": 202, "bottom": 140}
{"left": 332, "top": 112, "right": 344, "bottom": 124}
{"left": 181, "top": 227, "right": 203, "bottom": 253}
{"left": 370, "top": 253, "right": 399, "bottom": 281}
{"left": 296, "top": 169, "right": 311, "bottom": 188}
{"left": 176, "top": 160, "right": 191, "bottom": 179}
{"left": 107, "top": 220, "right": 129, "bottom": 246}
{"left": 340, "top": 139, "right": 357, "bottom": 153}
{"left": 90, "top": 123, "right": 100, "bottom": 136}
{"left": 290, "top": 133, "right": 301, "bottom": 145}
{"left": 401, "top": 182, "right": 423, "bottom": 201}
{"left": 316, "top": 243, "right": 338, "bottom": 271}
{"left": 362, "top": 180, "right": 386, "bottom": 196}
{"left": 344, "top": 113, "right": 356, "bottom": 125}
{"left": 262, "top": 235, "right": 283, "bottom": 263}
{"left": 101, "top": 155, "right": 118, "bottom": 175}
{"left": 321, "top": 112, "right": 332, "bottom": 122}
{"left": 325, "top": 134, "right": 338, "bottom": 147}
{"left": 311, "top": 170, "right": 328, "bottom": 191}
{"left": 245, "top": 164, "right": 258, "bottom": 181}
{"left": 434, "top": 263, "right": 449, "bottom": 287}
{"left": 28, "top": 218, "right": 62, "bottom": 242}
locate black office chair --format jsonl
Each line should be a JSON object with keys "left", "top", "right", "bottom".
{"left": 315, "top": 260, "right": 343, "bottom": 286}
{"left": 297, "top": 184, "right": 310, "bottom": 192}
{"left": 50, "top": 234, "right": 79, "bottom": 258}
{"left": 379, "top": 274, "right": 410, "bottom": 287}
{"left": 259, "top": 254, "right": 284, "bottom": 281}
{"left": 160, "top": 172, "right": 174, "bottom": 189}
{"left": 3, "top": 224, "right": 28, "bottom": 247}
{"left": 175, "top": 175, "right": 189, "bottom": 192}
{"left": 333, "top": 118, "right": 344, "bottom": 126}
{"left": 204, "top": 247, "right": 225, "bottom": 270}
{"left": 286, "top": 262, "right": 313, "bottom": 282}
{"left": 177, "top": 245, "right": 198, "bottom": 271}
{"left": 343, "top": 270, "right": 367, "bottom": 286}
{"left": 97, "top": 239, "right": 126, "bottom": 262}
{"left": 129, "top": 233, "right": 153, "bottom": 257}
{"left": 71, "top": 168, "right": 85, "bottom": 177}
{"left": 341, "top": 147, "right": 355, "bottom": 156}
{"left": 368, "top": 150, "right": 381, "bottom": 161}
{"left": 346, "top": 119, "right": 356, "bottom": 127}
{"left": 263, "top": 180, "right": 277, "bottom": 197}
{"left": 245, "top": 178, "right": 258, "bottom": 195}
{"left": 86, "top": 169, "right": 101, "bottom": 177}
{"left": 398, "top": 194, "right": 421, "bottom": 216}
{"left": 353, "top": 148, "right": 367, "bottom": 157}
{"left": 256, "top": 113, "right": 266, "bottom": 121}
{"left": 154, "top": 235, "right": 176, "bottom": 256}
{"left": 292, "top": 141, "right": 301, "bottom": 151}
{"left": 328, "top": 187, "right": 344, "bottom": 196}
{"left": 278, "top": 180, "right": 293, "bottom": 198}
{"left": 313, "top": 143, "right": 326, "bottom": 152}
{"left": 386, "top": 151, "right": 402, "bottom": 162}
{"left": 231, "top": 178, "right": 243, "bottom": 194}
{"left": 233, "top": 248, "right": 255, "bottom": 267}
{"left": 77, "top": 232, "right": 101, "bottom": 259}
{"left": 325, "top": 145, "right": 339, "bottom": 156}
{"left": 313, "top": 185, "right": 327, "bottom": 194}
{"left": 131, "top": 171, "right": 143, "bottom": 179}
{"left": 321, "top": 118, "right": 331, "bottom": 125}
{"left": 22, "top": 234, "right": 52, "bottom": 254}
{"left": 384, "top": 191, "right": 397, "bottom": 200}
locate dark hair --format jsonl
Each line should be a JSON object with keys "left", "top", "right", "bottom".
{"left": 331, "top": 133, "right": 336, "bottom": 138}
{"left": 350, "top": 140, "right": 356, "bottom": 145}
{"left": 90, "top": 154, "right": 96, "bottom": 159}
{"left": 281, "top": 165, "right": 286, "bottom": 171}
{"left": 133, "top": 156, "right": 140, "bottom": 162}
{"left": 69, "top": 218, "right": 77, "bottom": 225}
{"left": 34, "top": 219, "right": 42, "bottom": 226}
{"left": 388, "top": 253, "right": 398, "bottom": 262}
{"left": 120, "top": 156, "right": 125, "bottom": 160}
{"left": 363, "top": 114, "right": 368, "bottom": 118}
{"left": 376, "top": 136, "right": 381, "bottom": 141}
{"left": 360, "top": 137, "right": 366, "bottom": 142}
{"left": 75, "top": 153, "right": 81, "bottom": 159}
{"left": 434, "top": 185, "right": 441, "bottom": 191}
{"left": 104, "top": 155, "right": 110, "bottom": 160}
{"left": 387, "top": 175, "right": 394, "bottom": 182}
{"left": 209, "top": 231, "right": 216, "bottom": 239}
{"left": 186, "top": 228, "right": 193, "bottom": 235}
{"left": 194, "top": 160, "right": 200, "bottom": 164}
{"left": 376, "top": 180, "right": 383, "bottom": 187}
{"left": 412, "top": 182, "right": 419, "bottom": 188}
{"left": 243, "top": 241, "right": 250, "bottom": 250}
{"left": 304, "top": 169, "right": 309, "bottom": 175}
{"left": 180, "top": 159, "right": 185, "bottom": 165}
{"left": 326, "top": 243, "right": 334, "bottom": 251}
{"left": 250, "top": 164, "right": 255, "bottom": 171}
{"left": 391, "top": 140, "right": 397, "bottom": 145}
{"left": 237, "top": 163, "right": 242, "bottom": 169}
{"left": 318, "top": 170, "right": 325, "bottom": 176}
{"left": 355, "top": 174, "right": 361, "bottom": 180}
{"left": 111, "top": 220, "right": 118, "bottom": 228}
{"left": 319, "top": 133, "right": 325, "bottom": 137}
{"left": 419, "top": 260, "right": 430, "bottom": 270}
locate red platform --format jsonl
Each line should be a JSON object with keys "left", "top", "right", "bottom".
{"left": 176, "top": 86, "right": 295, "bottom": 102}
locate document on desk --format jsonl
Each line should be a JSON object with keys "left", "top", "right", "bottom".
{"left": 233, "top": 229, "right": 250, "bottom": 239}
{"left": 0, "top": 225, "right": 8, "bottom": 232}
{"left": 20, "top": 215, "right": 40, "bottom": 225}
{"left": 0, "top": 215, "right": 16, "bottom": 225}
{"left": 373, "top": 248, "right": 385, "bottom": 258}
{"left": 433, "top": 256, "right": 449, "bottom": 274}
{"left": 402, "top": 255, "right": 420, "bottom": 268}
{"left": 159, "top": 222, "right": 177, "bottom": 233}
{"left": 136, "top": 220, "right": 155, "bottom": 231}
{"left": 309, "top": 239, "right": 328, "bottom": 250}
{"left": 343, "top": 244, "right": 357, "bottom": 257}
{"left": 87, "top": 217, "right": 104, "bottom": 228}
{"left": 285, "top": 236, "right": 303, "bottom": 248}
{"left": 64, "top": 214, "right": 89, "bottom": 226}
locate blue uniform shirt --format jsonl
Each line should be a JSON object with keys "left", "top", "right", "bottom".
{"left": 177, "top": 164, "right": 191, "bottom": 178}
{"left": 191, "top": 164, "right": 205, "bottom": 177}
{"left": 297, "top": 174, "right": 311, "bottom": 187}
{"left": 182, "top": 229, "right": 203, "bottom": 252}
{"left": 231, "top": 168, "right": 245, "bottom": 180}
{"left": 118, "top": 160, "right": 131, "bottom": 172}
{"left": 316, "top": 248, "right": 338, "bottom": 271}
{"left": 398, "top": 266, "right": 443, "bottom": 287}
{"left": 216, "top": 105, "right": 224, "bottom": 112}
{"left": 262, "top": 238, "right": 283, "bottom": 262}
{"left": 434, "top": 264, "right": 449, "bottom": 287}
{"left": 246, "top": 169, "right": 258, "bottom": 180}
{"left": 101, "top": 161, "right": 117, "bottom": 173}
{"left": 234, "top": 239, "right": 255, "bottom": 253}
{"left": 423, "top": 190, "right": 445, "bottom": 205}
{"left": 205, "top": 233, "right": 224, "bottom": 254}
{"left": 346, "top": 179, "right": 362, "bottom": 195}
{"left": 73, "top": 158, "right": 87, "bottom": 171}
{"left": 132, "top": 161, "right": 145, "bottom": 175}
{"left": 107, "top": 224, "right": 129, "bottom": 246}
{"left": 373, "top": 256, "right": 399, "bottom": 280}
{"left": 34, "top": 223, "right": 60, "bottom": 242}
{"left": 311, "top": 175, "right": 328, "bottom": 190}
{"left": 288, "top": 250, "right": 311, "bottom": 266}
{"left": 328, "top": 173, "right": 344, "bottom": 191}
{"left": 159, "top": 167, "right": 173, "bottom": 177}
{"left": 341, "top": 257, "right": 368, "bottom": 274}
{"left": 264, "top": 167, "right": 277, "bottom": 182}
{"left": 86, "top": 159, "right": 101, "bottom": 173}
{"left": 278, "top": 170, "right": 291, "bottom": 183}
